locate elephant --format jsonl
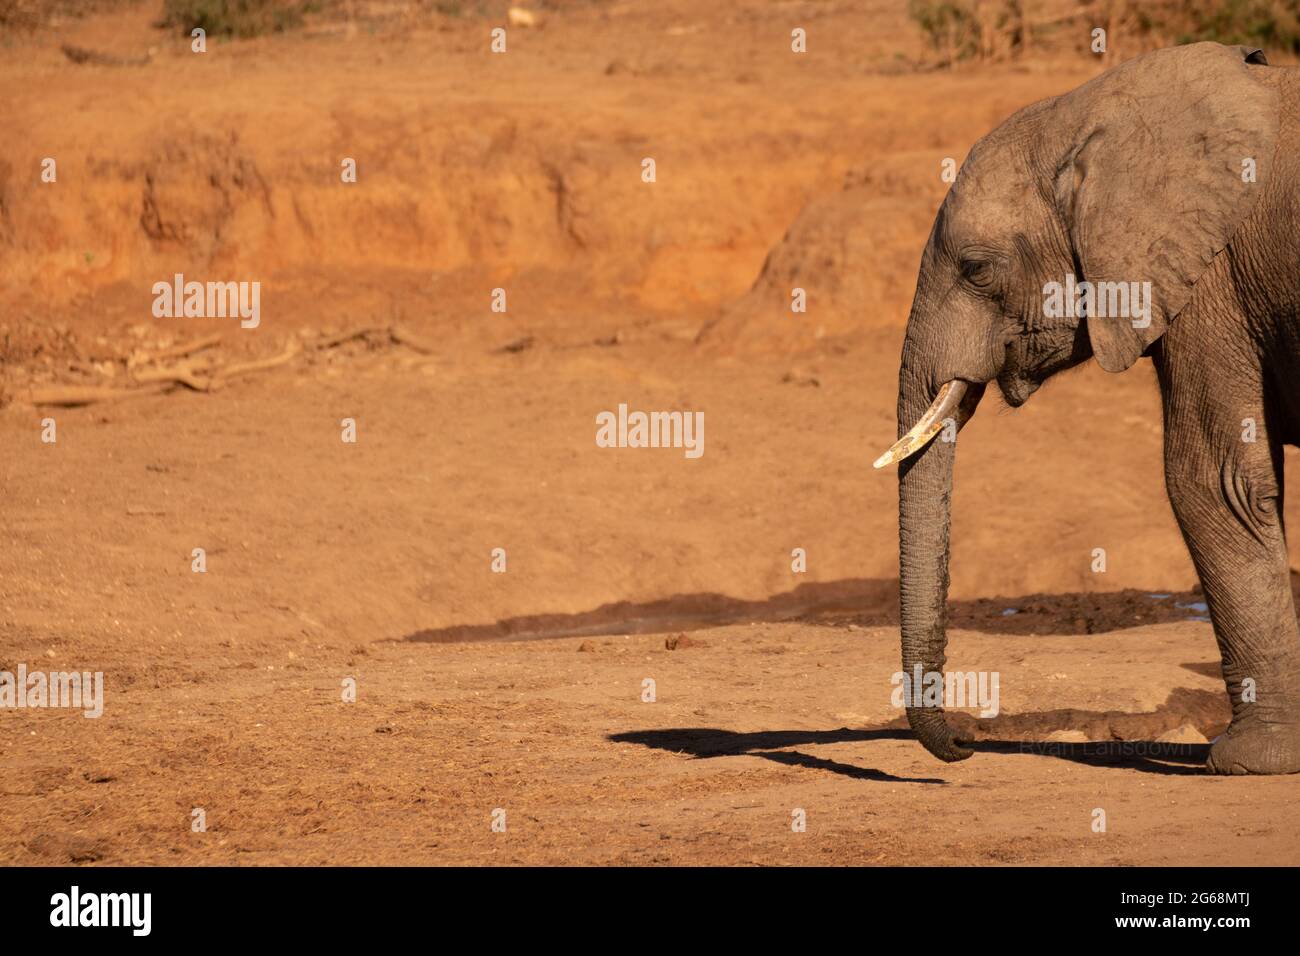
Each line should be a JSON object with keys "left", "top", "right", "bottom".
{"left": 874, "top": 42, "right": 1300, "bottom": 774}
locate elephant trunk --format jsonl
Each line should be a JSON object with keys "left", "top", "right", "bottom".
{"left": 895, "top": 360, "right": 982, "bottom": 762}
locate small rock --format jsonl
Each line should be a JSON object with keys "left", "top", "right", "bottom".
{"left": 498, "top": 336, "right": 534, "bottom": 354}
{"left": 780, "top": 369, "right": 820, "bottom": 387}
{"left": 576, "top": 640, "right": 596, "bottom": 653}
{"left": 508, "top": 7, "right": 537, "bottom": 28}
{"left": 665, "top": 633, "right": 701, "bottom": 651}
{"left": 1155, "top": 723, "right": 1210, "bottom": 744}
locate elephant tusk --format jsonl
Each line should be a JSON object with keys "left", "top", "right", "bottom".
{"left": 873, "top": 379, "right": 969, "bottom": 469}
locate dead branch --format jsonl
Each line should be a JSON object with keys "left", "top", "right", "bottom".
{"left": 28, "top": 383, "right": 172, "bottom": 407}
{"left": 129, "top": 333, "right": 222, "bottom": 368}
{"left": 130, "top": 360, "right": 212, "bottom": 392}
{"left": 313, "top": 327, "right": 386, "bottom": 351}
{"left": 60, "top": 44, "right": 152, "bottom": 67}
{"left": 216, "top": 341, "right": 302, "bottom": 381}
{"left": 389, "top": 324, "right": 436, "bottom": 355}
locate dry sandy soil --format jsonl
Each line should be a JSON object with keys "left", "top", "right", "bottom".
{"left": 2, "top": 0, "right": 1299, "bottom": 865}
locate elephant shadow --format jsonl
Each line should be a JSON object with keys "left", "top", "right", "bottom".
{"left": 611, "top": 705, "right": 1217, "bottom": 780}
{"left": 609, "top": 726, "right": 949, "bottom": 784}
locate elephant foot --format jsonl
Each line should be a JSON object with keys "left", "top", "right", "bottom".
{"left": 1206, "top": 720, "right": 1300, "bottom": 775}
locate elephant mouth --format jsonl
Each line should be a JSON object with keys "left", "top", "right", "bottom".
{"left": 997, "top": 370, "right": 1039, "bottom": 408}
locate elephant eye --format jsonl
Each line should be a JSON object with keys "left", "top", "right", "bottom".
{"left": 960, "top": 257, "right": 996, "bottom": 289}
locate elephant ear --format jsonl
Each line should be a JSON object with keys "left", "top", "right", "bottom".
{"left": 1052, "top": 43, "right": 1277, "bottom": 373}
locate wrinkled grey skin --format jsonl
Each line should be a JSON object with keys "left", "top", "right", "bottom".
{"left": 895, "top": 42, "right": 1300, "bottom": 774}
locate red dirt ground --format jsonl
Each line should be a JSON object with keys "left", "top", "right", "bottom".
{"left": 2, "top": 0, "right": 1298, "bottom": 865}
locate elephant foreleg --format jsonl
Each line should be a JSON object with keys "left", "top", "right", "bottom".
{"left": 1160, "top": 355, "right": 1300, "bottom": 774}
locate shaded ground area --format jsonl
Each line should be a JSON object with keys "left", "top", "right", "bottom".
{"left": 3, "top": 618, "right": 1296, "bottom": 866}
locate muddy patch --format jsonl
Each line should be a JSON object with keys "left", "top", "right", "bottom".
{"left": 403, "top": 580, "right": 1231, "bottom": 644}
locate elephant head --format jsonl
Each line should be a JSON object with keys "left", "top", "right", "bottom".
{"left": 875, "top": 43, "right": 1278, "bottom": 762}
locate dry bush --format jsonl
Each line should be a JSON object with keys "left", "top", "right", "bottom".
{"left": 159, "top": 0, "right": 332, "bottom": 37}
{"left": 1129, "top": 0, "right": 1300, "bottom": 54}
{"left": 0, "top": 0, "right": 140, "bottom": 28}
{"left": 909, "top": 0, "right": 1300, "bottom": 64}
